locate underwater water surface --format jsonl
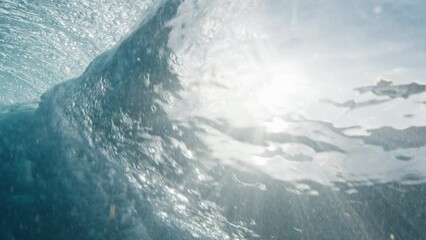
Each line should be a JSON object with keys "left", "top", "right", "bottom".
{"left": 1, "top": 0, "right": 426, "bottom": 239}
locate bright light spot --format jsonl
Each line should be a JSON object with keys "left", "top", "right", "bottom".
{"left": 264, "top": 117, "right": 288, "bottom": 133}
{"left": 245, "top": 61, "right": 313, "bottom": 120}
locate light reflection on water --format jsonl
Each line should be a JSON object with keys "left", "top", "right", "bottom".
{"left": 166, "top": 0, "right": 426, "bottom": 188}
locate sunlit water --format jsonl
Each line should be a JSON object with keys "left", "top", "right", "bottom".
{"left": 1, "top": 0, "right": 426, "bottom": 239}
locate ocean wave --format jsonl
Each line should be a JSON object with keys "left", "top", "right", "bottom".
{"left": 1, "top": 0, "right": 426, "bottom": 239}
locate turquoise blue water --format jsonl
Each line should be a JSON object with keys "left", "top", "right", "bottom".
{"left": 1, "top": 0, "right": 426, "bottom": 239}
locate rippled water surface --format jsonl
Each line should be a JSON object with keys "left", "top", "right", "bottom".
{"left": 1, "top": 0, "right": 426, "bottom": 239}
{"left": 0, "top": 0, "right": 154, "bottom": 104}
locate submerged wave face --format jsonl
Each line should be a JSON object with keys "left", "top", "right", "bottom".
{"left": 2, "top": 0, "right": 426, "bottom": 239}
{"left": 1, "top": 1, "right": 257, "bottom": 239}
